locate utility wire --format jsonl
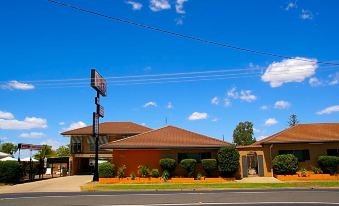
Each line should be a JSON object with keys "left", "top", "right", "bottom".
{"left": 48, "top": 0, "right": 339, "bottom": 66}
{"left": 28, "top": 66, "right": 338, "bottom": 88}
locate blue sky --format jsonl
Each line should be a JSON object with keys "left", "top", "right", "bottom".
{"left": 0, "top": 0, "right": 338, "bottom": 156}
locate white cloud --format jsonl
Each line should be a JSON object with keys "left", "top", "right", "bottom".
{"left": 0, "top": 111, "right": 14, "bottom": 119}
{"left": 261, "top": 57, "right": 318, "bottom": 87}
{"left": 176, "top": 0, "right": 188, "bottom": 14}
{"left": 257, "top": 135, "right": 268, "bottom": 141}
{"left": 40, "top": 139, "right": 64, "bottom": 150}
{"left": 141, "top": 123, "right": 147, "bottom": 126}
{"left": 62, "top": 121, "right": 86, "bottom": 132}
{"left": 211, "top": 96, "right": 220, "bottom": 105}
{"left": 309, "top": 77, "right": 322, "bottom": 87}
{"left": 265, "top": 118, "right": 278, "bottom": 126}
{"left": 1, "top": 80, "right": 35, "bottom": 90}
{"left": 126, "top": 1, "right": 143, "bottom": 10}
{"left": 0, "top": 117, "right": 47, "bottom": 130}
{"left": 285, "top": 1, "right": 297, "bottom": 11}
{"left": 58, "top": 122, "right": 65, "bottom": 126}
{"left": 166, "top": 102, "right": 173, "bottom": 109}
{"left": 239, "top": 90, "right": 257, "bottom": 102}
{"left": 188, "top": 112, "right": 208, "bottom": 121}
{"left": 274, "top": 100, "right": 291, "bottom": 109}
{"left": 175, "top": 16, "right": 184, "bottom": 25}
{"left": 227, "top": 88, "right": 256, "bottom": 102}
{"left": 19, "top": 132, "right": 46, "bottom": 139}
{"left": 316, "top": 105, "right": 339, "bottom": 115}
{"left": 227, "top": 87, "right": 238, "bottom": 98}
{"left": 211, "top": 118, "right": 219, "bottom": 122}
{"left": 223, "top": 98, "right": 231, "bottom": 107}
{"left": 329, "top": 72, "right": 339, "bottom": 85}
{"left": 260, "top": 105, "right": 269, "bottom": 110}
{"left": 253, "top": 128, "right": 261, "bottom": 133}
{"left": 149, "top": 0, "right": 171, "bottom": 12}
{"left": 143, "top": 101, "right": 157, "bottom": 108}
{"left": 300, "top": 9, "right": 313, "bottom": 20}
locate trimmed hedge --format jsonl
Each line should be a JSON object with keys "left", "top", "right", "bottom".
{"left": 217, "top": 146, "right": 240, "bottom": 177}
{"left": 272, "top": 154, "right": 298, "bottom": 175}
{"left": 159, "top": 158, "right": 176, "bottom": 175}
{"left": 201, "top": 159, "right": 217, "bottom": 177}
{"left": 318, "top": 156, "right": 339, "bottom": 175}
{"left": 180, "top": 159, "right": 197, "bottom": 177}
{"left": 0, "top": 161, "right": 21, "bottom": 183}
{"left": 151, "top": 169, "right": 160, "bottom": 178}
{"left": 98, "top": 162, "right": 115, "bottom": 178}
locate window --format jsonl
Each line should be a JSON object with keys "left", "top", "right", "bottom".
{"left": 89, "top": 143, "right": 95, "bottom": 151}
{"left": 71, "top": 143, "right": 82, "bottom": 154}
{"left": 278, "top": 149, "right": 310, "bottom": 162}
{"left": 178, "top": 152, "right": 211, "bottom": 163}
{"left": 327, "top": 149, "right": 339, "bottom": 156}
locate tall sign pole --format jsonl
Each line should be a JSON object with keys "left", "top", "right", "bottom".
{"left": 90, "top": 69, "right": 107, "bottom": 182}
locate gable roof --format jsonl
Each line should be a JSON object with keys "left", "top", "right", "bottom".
{"left": 61, "top": 122, "right": 152, "bottom": 136}
{"left": 254, "top": 123, "right": 339, "bottom": 145}
{"left": 100, "top": 125, "right": 230, "bottom": 149}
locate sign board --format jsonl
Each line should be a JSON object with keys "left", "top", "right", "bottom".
{"left": 93, "top": 112, "right": 99, "bottom": 135}
{"left": 18, "top": 143, "right": 32, "bottom": 149}
{"left": 91, "top": 69, "right": 107, "bottom": 96}
{"left": 31, "top": 145, "right": 44, "bottom": 150}
{"left": 98, "top": 105, "right": 104, "bottom": 117}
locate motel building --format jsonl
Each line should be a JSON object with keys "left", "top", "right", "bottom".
{"left": 62, "top": 122, "right": 339, "bottom": 177}
{"left": 61, "top": 122, "right": 151, "bottom": 175}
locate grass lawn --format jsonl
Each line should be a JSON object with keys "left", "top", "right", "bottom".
{"left": 82, "top": 181, "right": 339, "bottom": 191}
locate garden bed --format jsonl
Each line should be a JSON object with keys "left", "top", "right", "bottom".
{"left": 99, "top": 177, "right": 235, "bottom": 184}
{"left": 275, "top": 174, "right": 339, "bottom": 181}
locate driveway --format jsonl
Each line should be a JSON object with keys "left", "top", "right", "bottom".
{"left": 0, "top": 175, "right": 92, "bottom": 194}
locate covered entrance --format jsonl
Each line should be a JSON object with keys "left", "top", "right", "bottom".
{"left": 241, "top": 151, "right": 264, "bottom": 178}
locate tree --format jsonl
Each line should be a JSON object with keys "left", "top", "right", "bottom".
{"left": 56, "top": 145, "right": 70, "bottom": 157}
{"left": 0, "top": 142, "right": 18, "bottom": 157}
{"left": 288, "top": 114, "right": 299, "bottom": 127}
{"left": 33, "top": 145, "right": 56, "bottom": 159}
{"left": 217, "top": 146, "right": 240, "bottom": 177}
{"left": 232, "top": 121, "right": 256, "bottom": 146}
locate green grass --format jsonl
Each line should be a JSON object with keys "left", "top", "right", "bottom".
{"left": 82, "top": 181, "right": 339, "bottom": 191}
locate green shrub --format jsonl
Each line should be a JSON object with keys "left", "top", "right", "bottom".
{"left": 196, "top": 173, "right": 204, "bottom": 180}
{"left": 201, "top": 159, "right": 217, "bottom": 177}
{"left": 151, "top": 169, "right": 160, "bottom": 178}
{"left": 98, "top": 162, "right": 115, "bottom": 178}
{"left": 180, "top": 159, "right": 197, "bottom": 177}
{"left": 0, "top": 161, "right": 21, "bottom": 183}
{"left": 272, "top": 154, "right": 298, "bottom": 175}
{"left": 130, "top": 172, "right": 136, "bottom": 180}
{"left": 138, "top": 165, "right": 150, "bottom": 177}
{"left": 312, "top": 166, "right": 323, "bottom": 174}
{"left": 318, "top": 156, "right": 339, "bottom": 175}
{"left": 161, "top": 170, "right": 170, "bottom": 181}
{"left": 159, "top": 158, "right": 176, "bottom": 176}
{"left": 217, "top": 146, "right": 240, "bottom": 177}
{"left": 117, "top": 165, "right": 126, "bottom": 178}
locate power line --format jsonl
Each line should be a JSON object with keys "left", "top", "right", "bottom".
{"left": 2, "top": 64, "right": 338, "bottom": 85}
{"left": 48, "top": 0, "right": 339, "bottom": 66}
{"left": 29, "top": 66, "right": 339, "bottom": 88}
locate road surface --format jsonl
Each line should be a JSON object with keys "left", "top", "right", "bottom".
{"left": 1, "top": 189, "right": 339, "bottom": 206}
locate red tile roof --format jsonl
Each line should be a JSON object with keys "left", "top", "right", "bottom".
{"left": 61, "top": 122, "right": 152, "bottom": 136}
{"left": 100, "top": 125, "right": 230, "bottom": 149}
{"left": 254, "top": 123, "right": 339, "bottom": 145}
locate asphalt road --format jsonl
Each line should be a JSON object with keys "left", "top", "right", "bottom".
{"left": 1, "top": 189, "right": 339, "bottom": 206}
